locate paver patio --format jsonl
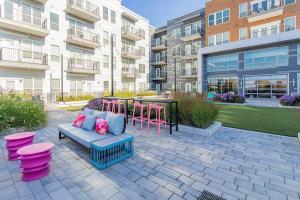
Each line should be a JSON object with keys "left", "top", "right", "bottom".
{"left": 0, "top": 110, "right": 300, "bottom": 200}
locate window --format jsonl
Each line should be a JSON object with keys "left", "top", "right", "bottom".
{"left": 251, "top": 22, "right": 280, "bottom": 38}
{"left": 284, "top": 16, "right": 296, "bottom": 32}
{"left": 103, "top": 81, "right": 109, "bottom": 90}
{"left": 239, "top": 3, "right": 248, "bottom": 18}
{"left": 297, "top": 44, "right": 300, "bottom": 65}
{"left": 23, "top": 78, "right": 33, "bottom": 94}
{"left": 50, "top": 12, "right": 59, "bottom": 31}
{"left": 206, "top": 54, "right": 239, "bottom": 72}
{"left": 111, "top": 10, "right": 116, "bottom": 23}
{"left": 139, "top": 83, "right": 146, "bottom": 91}
{"left": 285, "top": 0, "right": 296, "bottom": 5}
{"left": 103, "top": 7, "right": 108, "bottom": 21}
{"left": 208, "top": 76, "right": 238, "bottom": 94}
{"left": 139, "top": 64, "right": 145, "bottom": 74}
{"left": 113, "top": 57, "right": 116, "bottom": 69}
{"left": 111, "top": 33, "right": 116, "bottom": 46}
{"left": 244, "top": 47, "right": 289, "bottom": 70}
{"left": 239, "top": 28, "right": 248, "bottom": 40}
{"left": 70, "top": 80, "right": 83, "bottom": 95}
{"left": 139, "top": 47, "right": 145, "bottom": 57}
{"left": 50, "top": 79, "right": 60, "bottom": 94}
{"left": 208, "top": 9, "right": 230, "bottom": 26}
{"left": 23, "top": 78, "right": 43, "bottom": 95}
{"left": 51, "top": 45, "right": 60, "bottom": 62}
{"left": 103, "top": 55, "right": 109, "bottom": 68}
{"left": 103, "top": 31, "right": 109, "bottom": 45}
{"left": 208, "top": 32, "right": 230, "bottom": 46}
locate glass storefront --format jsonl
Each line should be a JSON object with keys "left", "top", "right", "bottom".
{"left": 208, "top": 76, "right": 238, "bottom": 94}
{"left": 244, "top": 75, "right": 288, "bottom": 98}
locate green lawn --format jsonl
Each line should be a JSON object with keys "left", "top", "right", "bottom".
{"left": 216, "top": 104, "right": 300, "bottom": 137}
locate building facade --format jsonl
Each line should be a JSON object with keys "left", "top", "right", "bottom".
{"left": 150, "top": 9, "right": 205, "bottom": 94}
{"left": 199, "top": 0, "right": 300, "bottom": 98}
{"left": 0, "top": 0, "right": 151, "bottom": 100}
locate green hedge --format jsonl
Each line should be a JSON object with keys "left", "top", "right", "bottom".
{"left": 102, "top": 90, "right": 157, "bottom": 98}
{"left": 0, "top": 95, "right": 48, "bottom": 132}
{"left": 56, "top": 95, "right": 94, "bottom": 102}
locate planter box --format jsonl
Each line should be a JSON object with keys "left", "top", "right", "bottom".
{"left": 179, "top": 122, "right": 222, "bottom": 137}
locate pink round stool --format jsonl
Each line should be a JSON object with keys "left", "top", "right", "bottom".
{"left": 4, "top": 132, "right": 35, "bottom": 161}
{"left": 17, "top": 142, "right": 55, "bottom": 182}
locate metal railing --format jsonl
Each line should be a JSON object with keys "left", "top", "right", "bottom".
{"left": 122, "top": 46, "right": 141, "bottom": 57}
{"left": 150, "top": 72, "right": 167, "bottom": 79}
{"left": 67, "top": 0, "right": 100, "bottom": 16}
{"left": 121, "top": 67, "right": 136, "bottom": 77}
{"left": 249, "top": 0, "right": 283, "bottom": 15}
{"left": 0, "top": 5, "right": 47, "bottom": 29}
{"left": 0, "top": 47, "right": 48, "bottom": 65}
{"left": 68, "top": 58, "right": 100, "bottom": 71}
{"left": 182, "top": 47, "right": 198, "bottom": 56}
{"left": 122, "top": 25, "right": 145, "bottom": 39}
{"left": 152, "top": 56, "right": 167, "bottom": 63}
{"left": 247, "top": 24, "right": 296, "bottom": 40}
{"left": 68, "top": 28, "right": 100, "bottom": 44}
{"left": 181, "top": 27, "right": 203, "bottom": 37}
{"left": 180, "top": 68, "right": 197, "bottom": 76}
{"left": 152, "top": 40, "right": 167, "bottom": 47}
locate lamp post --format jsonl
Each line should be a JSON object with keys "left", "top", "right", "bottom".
{"left": 174, "top": 58, "right": 177, "bottom": 94}
{"left": 111, "top": 35, "right": 114, "bottom": 96}
{"left": 60, "top": 54, "right": 64, "bottom": 102}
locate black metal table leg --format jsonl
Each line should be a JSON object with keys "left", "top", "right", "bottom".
{"left": 169, "top": 102, "right": 172, "bottom": 134}
{"left": 175, "top": 102, "right": 178, "bottom": 131}
{"left": 125, "top": 100, "right": 129, "bottom": 124}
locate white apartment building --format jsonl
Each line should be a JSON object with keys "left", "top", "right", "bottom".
{"left": 0, "top": 0, "right": 150, "bottom": 100}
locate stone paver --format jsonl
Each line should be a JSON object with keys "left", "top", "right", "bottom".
{"left": 0, "top": 110, "right": 300, "bottom": 200}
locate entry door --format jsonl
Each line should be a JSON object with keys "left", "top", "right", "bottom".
{"left": 185, "top": 83, "right": 191, "bottom": 93}
{"left": 156, "top": 84, "right": 161, "bottom": 93}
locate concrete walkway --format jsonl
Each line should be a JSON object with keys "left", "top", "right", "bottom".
{"left": 0, "top": 110, "right": 300, "bottom": 200}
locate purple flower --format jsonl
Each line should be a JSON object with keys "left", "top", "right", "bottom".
{"left": 279, "top": 95, "right": 296, "bottom": 106}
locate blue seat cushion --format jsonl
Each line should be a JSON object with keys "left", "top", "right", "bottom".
{"left": 93, "top": 111, "right": 107, "bottom": 120}
{"left": 82, "top": 108, "right": 93, "bottom": 115}
{"left": 58, "top": 124, "right": 113, "bottom": 148}
{"left": 82, "top": 114, "right": 97, "bottom": 131}
{"left": 105, "top": 112, "right": 125, "bottom": 136}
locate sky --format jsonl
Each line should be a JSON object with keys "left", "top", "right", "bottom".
{"left": 122, "top": 0, "right": 205, "bottom": 28}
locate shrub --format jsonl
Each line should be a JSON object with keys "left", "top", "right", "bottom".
{"left": 279, "top": 95, "right": 296, "bottom": 106}
{"left": 0, "top": 95, "right": 48, "bottom": 132}
{"left": 214, "top": 93, "right": 245, "bottom": 103}
{"left": 56, "top": 95, "right": 94, "bottom": 102}
{"left": 84, "top": 98, "right": 103, "bottom": 110}
{"left": 174, "top": 93, "right": 219, "bottom": 129}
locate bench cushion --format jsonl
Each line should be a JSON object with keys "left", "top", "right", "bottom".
{"left": 106, "top": 112, "right": 125, "bottom": 136}
{"left": 58, "top": 124, "right": 113, "bottom": 148}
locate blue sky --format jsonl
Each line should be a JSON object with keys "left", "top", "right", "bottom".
{"left": 122, "top": 0, "right": 205, "bottom": 27}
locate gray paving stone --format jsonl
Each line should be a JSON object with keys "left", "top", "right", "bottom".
{"left": 136, "top": 177, "right": 159, "bottom": 192}
{"left": 49, "top": 187, "right": 75, "bottom": 200}
{"left": 154, "top": 186, "right": 173, "bottom": 200}
{"left": 15, "top": 181, "right": 32, "bottom": 197}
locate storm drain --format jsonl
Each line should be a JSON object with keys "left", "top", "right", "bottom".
{"left": 198, "top": 190, "right": 226, "bottom": 200}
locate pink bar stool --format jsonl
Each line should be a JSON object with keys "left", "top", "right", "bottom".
{"left": 17, "top": 142, "right": 55, "bottom": 182}
{"left": 147, "top": 104, "right": 167, "bottom": 134}
{"left": 4, "top": 132, "right": 35, "bottom": 161}
{"left": 132, "top": 101, "right": 147, "bottom": 130}
{"left": 102, "top": 100, "right": 112, "bottom": 112}
{"left": 112, "top": 100, "right": 127, "bottom": 115}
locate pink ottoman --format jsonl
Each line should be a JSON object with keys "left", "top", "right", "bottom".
{"left": 17, "top": 142, "right": 55, "bottom": 182}
{"left": 4, "top": 132, "right": 35, "bottom": 161}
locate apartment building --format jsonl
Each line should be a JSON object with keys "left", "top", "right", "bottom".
{"left": 199, "top": 0, "right": 300, "bottom": 98}
{"left": 150, "top": 9, "right": 205, "bottom": 93}
{"left": 0, "top": 0, "right": 150, "bottom": 100}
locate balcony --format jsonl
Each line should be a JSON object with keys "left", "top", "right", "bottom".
{"left": 122, "top": 25, "right": 145, "bottom": 41}
{"left": 0, "top": 47, "right": 48, "bottom": 70}
{"left": 151, "top": 56, "right": 167, "bottom": 66}
{"left": 150, "top": 72, "right": 167, "bottom": 81}
{"left": 152, "top": 40, "right": 167, "bottom": 51}
{"left": 32, "top": 0, "right": 48, "bottom": 4}
{"left": 67, "top": 28, "right": 100, "bottom": 49}
{"left": 67, "top": 58, "right": 100, "bottom": 74}
{"left": 182, "top": 48, "right": 198, "bottom": 60}
{"left": 248, "top": 0, "right": 284, "bottom": 23}
{"left": 0, "top": 5, "right": 49, "bottom": 37}
{"left": 66, "top": 0, "right": 101, "bottom": 23}
{"left": 121, "top": 68, "right": 136, "bottom": 79}
{"left": 181, "top": 27, "right": 203, "bottom": 42}
{"left": 122, "top": 47, "right": 141, "bottom": 60}
{"left": 180, "top": 68, "right": 198, "bottom": 79}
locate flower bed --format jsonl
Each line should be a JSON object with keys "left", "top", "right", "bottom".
{"left": 214, "top": 93, "right": 245, "bottom": 104}
{"left": 279, "top": 95, "right": 300, "bottom": 106}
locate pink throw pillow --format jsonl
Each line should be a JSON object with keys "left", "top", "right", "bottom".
{"left": 72, "top": 114, "right": 86, "bottom": 128}
{"left": 95, "top": 118, "right": 108, "bottom": 135}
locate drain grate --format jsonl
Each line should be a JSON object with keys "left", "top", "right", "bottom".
{"left": 198, "top": 190, "right": 226, "bottom": 200}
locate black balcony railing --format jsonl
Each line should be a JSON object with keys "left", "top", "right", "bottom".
{"left": 182, "top": 48, "right": 198, "bottom": 56}
{"left": 68, "top": 58, "right": 100, "bottom": 71}
{"left": 249, "top": 0, "right": 283, "bottom": 15}
{"left": 152, "top": 56, "right": 167, "bottom": 63}
{"left": 68, "top": 28, "right": 100, "bottom": 44}
{"left": 67, "top": 0, "right": 100, "bottom": 16}
{"left": 181, "top": 68, "right": 198, "bottom": 76}
{"left": 150, "top": 72, "right": 167, "bottom": 79}
{"left": 152, "top": 40, "right": 167, "bottom": 47}
{"left": 0, "top": 47, "right": 48, "bottom": 65}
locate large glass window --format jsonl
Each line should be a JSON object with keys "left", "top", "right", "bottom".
{"left": 208, "top": 77, "right": 238, "bottom": 94}
{"left": 239, "top": 28, "right": 248, "bottom": 40}
{"left": 207, "top": 32, "right": 230, "bottom": 46}
{"left": 103, "top": 7, "right": 108, "bottom": 21}
{"left": 244, "top": 47, "right": 289, "bottom": 70}
{"left": 111, "top": 10, "right": 116, "bottom": 24}
{"left": 207, "top": 54, "right": 238, "bottom": 72}
{"left": 244, "top": 75, "right": 288, "bottom": 98}
{"left": 284, "top": 16, "right": 296, "bottom": 32}
{"left": 103, "top": 55, "right": 109, "bottom": 68}
{"left": 50, "top": 12, "right": 59, "bottom": 31}
{"left": 208, "top": 9, "right": 230, "bottom": 26}
{"left": 285, "top": 0, "right": 296, "bottom": 5}
{"left": 239, "top": 3, "right": 248, "bottom": 18}
{"left": 298, "top": 44, "right": 300, "bottom": 65}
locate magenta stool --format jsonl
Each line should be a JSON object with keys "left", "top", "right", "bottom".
{"left": 17, "top": 142, "right": 54, "bottom": 182}
{"left": 112, "top": 100, "right": 127, "bottom": 115}
{"left": 102, "top": 100, "right": 112, "bottom": 112}
{"left": 4, "top": 132, "right": 35, "bottom": 161}
{"left": 147, "top": 104, "right": 167, "bottom": 134}
{"left": 132, "top": 102, "right": 147, "bottom": 130}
